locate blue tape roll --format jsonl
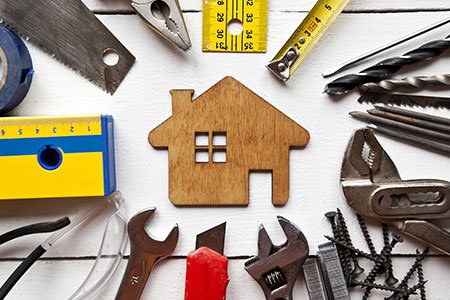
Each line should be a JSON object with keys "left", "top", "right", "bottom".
{"left": 0, "top": 26, "right": 33, "bottom": 113}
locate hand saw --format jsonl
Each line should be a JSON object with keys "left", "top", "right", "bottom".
{"left": 0, "top": 0, "right": 135, "bottom": 94}
{"left": 358, "top": 93, "right": 450, "bottom": 109}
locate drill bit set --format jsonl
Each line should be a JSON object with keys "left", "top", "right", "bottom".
{"left": 324, "top": 33, "right": 450, "bottom": 95}
{"left": 322, "top": 209, "right": 429, "bottom": 300}
{"left": 351, "top": 105, "right": 450, "bottom": 154}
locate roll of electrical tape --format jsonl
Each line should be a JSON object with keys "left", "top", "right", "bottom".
{"left": 0, "top": 26, "right": 33, "bottom": 113}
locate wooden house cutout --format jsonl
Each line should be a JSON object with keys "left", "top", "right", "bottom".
{"left": 149, "top": 77, "right": 310, "bottom": 206}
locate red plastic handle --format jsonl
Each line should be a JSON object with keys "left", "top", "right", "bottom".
{"left": 184, "top": 247, "right": 229, "bottom": 300}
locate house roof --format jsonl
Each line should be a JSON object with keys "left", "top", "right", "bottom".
{"left": 149, "top": 76, "right": 309, "bottom": 148}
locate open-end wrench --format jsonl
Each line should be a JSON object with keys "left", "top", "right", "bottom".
{"left": 245, "top": 216, "right": 309, "bottom": 300}
{"left": 115, "top": 208, "right": 179, "bottom": 300}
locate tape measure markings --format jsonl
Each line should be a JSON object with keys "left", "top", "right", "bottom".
{"left": 267, "top": 0, "right": 350, "bottom": 81}
{"left": 203, "top": 0, "right": 268, "bottom": 52}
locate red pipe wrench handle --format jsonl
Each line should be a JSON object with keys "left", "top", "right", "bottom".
{"left": 184, "top": 247, "right": 229, "bottom": 300}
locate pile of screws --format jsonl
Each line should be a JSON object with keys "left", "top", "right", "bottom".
{"left": 325, "top": 209, "right": 428, "bottom": 299}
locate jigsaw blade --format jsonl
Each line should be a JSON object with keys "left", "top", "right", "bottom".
{"left": 358, "top": 93, "right": 450, "bottom": 109}
{"left": 0, "top": 0, "right": 135, "bottom": 94}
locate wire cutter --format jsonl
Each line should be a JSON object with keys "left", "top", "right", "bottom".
{"left": 341, "top": 128, "right": 450, "bottom": 255}
{"left": 132, "top": 0, "right": 191, "bottom": 50}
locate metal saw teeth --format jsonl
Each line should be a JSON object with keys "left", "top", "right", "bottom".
{"left": 0, "top": 0, "right": 135, "bottom": 94}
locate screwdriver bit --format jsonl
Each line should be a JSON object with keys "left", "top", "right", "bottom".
{"left": 324, "top": 34, "right": 450, "bottom": 95}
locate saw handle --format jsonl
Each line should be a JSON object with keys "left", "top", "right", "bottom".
{"left": 184, "top": 247, "right": 229, "bottom": 300}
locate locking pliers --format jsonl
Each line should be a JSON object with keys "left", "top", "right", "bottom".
{"left": 341, "top": 128, "right": 450, "bottom": 255}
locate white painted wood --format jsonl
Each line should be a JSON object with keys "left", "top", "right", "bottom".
{"left": 0, "top": 7, "right": 449, "bottom": 300}
{"left": 83, "top": 0, "right": 450, "bottom": 12}
{"left": 1, "top": 257, "right": 449, "bottom": 299}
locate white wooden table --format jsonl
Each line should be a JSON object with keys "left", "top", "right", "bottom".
{"left": 1, "top": 0, "right": 450, "bottom": 299}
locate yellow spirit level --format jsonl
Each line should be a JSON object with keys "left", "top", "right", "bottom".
{"left": 0, "top": 115, "right": 115, "bottom": 200}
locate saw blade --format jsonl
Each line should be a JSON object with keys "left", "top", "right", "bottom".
{"left": 0, "top": 0, "right": 135, "bottom": 94}
{"left": 358, "top": 92, "right": 450, "bottom": 109}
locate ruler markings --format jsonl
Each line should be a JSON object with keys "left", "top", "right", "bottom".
{"left": 203, "top": 0, "right": 267, "bottom": 52}
{"left": 267, "top": 0, "right": 350, "bottom": 80}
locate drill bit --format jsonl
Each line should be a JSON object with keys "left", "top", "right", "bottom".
{"left": 360, "top": 74, "right": 450, "bottom": 92}
{"left": 324, "top": 34, "right": 450, "bottom": 95}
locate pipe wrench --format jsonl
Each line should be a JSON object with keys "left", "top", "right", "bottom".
{"left": 341, "top": 128, "right": 450, "bottom": 255}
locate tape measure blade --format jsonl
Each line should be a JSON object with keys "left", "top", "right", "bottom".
{"left": 268, "top": 0, "right": 350, "bottom": 80}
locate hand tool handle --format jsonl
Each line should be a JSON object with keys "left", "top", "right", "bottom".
{"left": 115, "top": 251, "right": 158, "bottom": 300}
{"left": 402, "top": 220, "right": 450, "bottom": 256}
{"left": 0, "top": 246, "right": 46, "bottom": 299}
{"left": 371, "top": 180, "right": 450, "bottom": 217}
{"left": 184, "top": 247, "right": 229, "bottom": 300}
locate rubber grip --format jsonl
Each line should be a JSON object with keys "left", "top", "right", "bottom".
{"left": 0, "top": 25, "right": 33, "bottom": 114}
{"left": 184, "top": 247, "right": 229, "bottom": 300}
{"left": 0, "top": 245, "right": 45, "bottom": 299}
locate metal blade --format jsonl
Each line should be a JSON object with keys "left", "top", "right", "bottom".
{"left": 0, "top": 0, "right": 135, "bottom": 94}
{"left": 358, "top": 93, "right": 450, "bottom": 109}
{"left": 195, "top": 222, "right": 226, "bottom": 255}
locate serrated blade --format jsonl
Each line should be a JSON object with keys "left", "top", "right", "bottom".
{"left": 0, "top": 0, "right": 135, "bottom": 94}
{"left": 358, "top": 93, "right": 450, "bottom": 109}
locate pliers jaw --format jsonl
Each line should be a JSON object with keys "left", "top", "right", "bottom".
{"left": 341, "top": 128, "right": 450, "bottom": 255}
{"left": 132, "top": 0, "right": 192, "bottom": 50}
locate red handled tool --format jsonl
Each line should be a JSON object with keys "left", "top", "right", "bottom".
{"left": 184, "top": 223, "right": 229, "bottom": 300}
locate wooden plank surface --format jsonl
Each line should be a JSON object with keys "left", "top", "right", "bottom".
{"left": 0, "top": 2, "right": 450, "bottom": 299}
{"left": 84, "top": 0, "right": 450, "bottom": 12}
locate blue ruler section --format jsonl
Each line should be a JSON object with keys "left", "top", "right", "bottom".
{"left": 0, "top": 135, "right": 103, "bottom": 156}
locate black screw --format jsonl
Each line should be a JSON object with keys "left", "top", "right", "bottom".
{"left": 398, "top": 248, "right": 429, "bottom": 289}
{"left": 356, "top": 214, "right": 377, "bottom": 256}
{"left": 324, "top": 235, "right": 379, "bottom": 262}
{"left": 386, "top": 248, "right": 429, "bottom": 300}
{"left": 362, "top": 234, "right": 403, "bottom": 300}
{"left": 352, "top": 279, "right": 409, "bottom": 294}
{"left": 335, "top": 209, "right": 365, "bottom": 277}
{"left": 325, "top": 211, "right": 352, "bottom": 278}
{"left": 416, "top": 250, "right": 427, "bottom": 300}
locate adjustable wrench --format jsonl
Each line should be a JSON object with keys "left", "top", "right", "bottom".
{"left": 245, "top": 216, "right": 309, "bottom": 300}
{"left": 115, "top": 208, "right": 179, "bottom": 300}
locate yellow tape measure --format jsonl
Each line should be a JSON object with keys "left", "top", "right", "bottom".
{"left": 202, "top": 0, "right": 268, "bottom": 52}
{"left": 267, "top": 0, "right": 350, "bottom": 81}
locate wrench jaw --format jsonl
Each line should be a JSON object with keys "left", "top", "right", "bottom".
{"left": 245, "top": 217, "right": 309, "bottom": 300}
{"left": 128, "top": 208, "right": 179, "bottom": 256}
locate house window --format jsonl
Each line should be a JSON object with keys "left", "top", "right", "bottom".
{"left": 195, "top": 132, "right": 227, "bottom": 163}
